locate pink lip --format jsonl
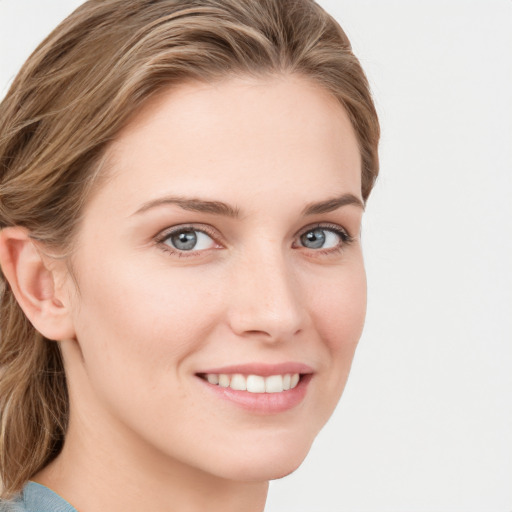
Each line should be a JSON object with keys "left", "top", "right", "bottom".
{"left": 195, "top": 362, "right": 314, "bottom": 414}
{"left": 197, "top": 362, "right": 314, "bottom": 376}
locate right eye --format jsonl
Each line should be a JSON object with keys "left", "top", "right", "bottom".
{"left": 159, "top": 226, "right": 219, "bottom": 254}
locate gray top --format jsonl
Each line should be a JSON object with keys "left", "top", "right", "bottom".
{"left": 0, "top": 482, "right": 77, "bottom": 512}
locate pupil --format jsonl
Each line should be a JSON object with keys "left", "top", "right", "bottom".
{"left": 172, "top": 230, "right": 197, "bottom": 250}
{"left": 302, "top": 229, "right": 325, "bottom": 249}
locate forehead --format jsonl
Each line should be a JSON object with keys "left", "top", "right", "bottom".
{"left": 92, "top": 74, "right": 362, "bottom": 214}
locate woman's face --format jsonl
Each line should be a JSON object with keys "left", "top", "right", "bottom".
{"left": 60, "top": 75, "right": 366, "bottom": 482}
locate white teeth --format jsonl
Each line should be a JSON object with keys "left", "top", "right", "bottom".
{"left": 203, "top": 373, "right": 301, "bottom": 393}
{"left": 265, "top": 375, "right": 284, "bottom": 393}
{"left": 246, "top": 375, "right": 266, "bottom": 393}
{"left": 230, "top": 374, "right": 247, "bottom": 391}
{"left": 207, "top": 374, "right": 219, "bottom": 385}
{"left": 218, "top": 374, "right": 230, "bottom": 388}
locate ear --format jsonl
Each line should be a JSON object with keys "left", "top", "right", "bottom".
{"left": 0, "top": 227, "right": 76, "bottom": 341}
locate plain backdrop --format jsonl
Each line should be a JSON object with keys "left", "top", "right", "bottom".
{"left": 1, "top": 1, "right": 511, "bottom": 511}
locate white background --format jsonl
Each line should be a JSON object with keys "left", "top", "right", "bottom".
{"left": 1, "top": 1, "right": 511, "bottom": 511}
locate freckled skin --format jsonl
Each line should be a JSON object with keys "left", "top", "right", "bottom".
{"left": 37, "top": 75, "right": 366, "bottom": 511}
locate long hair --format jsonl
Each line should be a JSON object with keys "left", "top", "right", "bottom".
{"left": 0, "top": 0, "right": 379, "bottom": 498}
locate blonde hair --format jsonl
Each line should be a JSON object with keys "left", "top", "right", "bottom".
{"left": 0, "top": 0, "right": 379, "bottom": 498}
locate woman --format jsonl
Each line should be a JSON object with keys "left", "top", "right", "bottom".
{"left": 0, "top": 0, "right": 379, "bottom": 510}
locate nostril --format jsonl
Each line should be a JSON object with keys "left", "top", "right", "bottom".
{"left": 245, "top": 329, "right": 272, "bottom": 337}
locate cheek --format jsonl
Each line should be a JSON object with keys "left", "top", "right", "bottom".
{"left": 309, "top": 259, "right": 366, "bottom": 401}
{"left": 66, "top": 259, "right": 225, "bottom": 443}
{"left": 296, "top": 260, "right": 366, "bottom": 436}
{"left": 312, "top": 262, "right": 367, "bottom": 354}
{"left": 69, "top": 257, "right": 222, "bottom": 382}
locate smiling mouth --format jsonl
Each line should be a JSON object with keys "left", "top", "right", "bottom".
{"left": 197, "top": 373, "right": 302, "bottom": 393}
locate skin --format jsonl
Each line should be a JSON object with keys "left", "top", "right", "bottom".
{"left": 25, "top": 74, "right": 366, "bottom": 512}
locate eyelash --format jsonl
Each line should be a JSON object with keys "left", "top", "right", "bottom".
{"left": 154, "top": 223, "right": 355, "bottom": 258}
{"left": 154, "top": 224, "right": 220, "bottom": 258}
{"left": 296, "top": 223, "right": 355, "bottom": 256}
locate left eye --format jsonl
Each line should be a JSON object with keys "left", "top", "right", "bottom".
{"left": 299, "top": 227, "right": 343, "bottom": 250}
{"left": 163, "top": 228, "right": 216, "bottom": 252}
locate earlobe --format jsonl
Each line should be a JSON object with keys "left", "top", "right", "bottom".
{"left": 0, "top": 227, "right": 76, "bottom": 341}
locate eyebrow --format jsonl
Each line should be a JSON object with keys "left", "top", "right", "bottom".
{"left": 302, "top": 193, "right": 365, "bottom": 215}
{"left": 133, "top": 196, "right": 241, "bottom": 218}
{"left": 132, "top": 192, "right": 364, "bottom": 218}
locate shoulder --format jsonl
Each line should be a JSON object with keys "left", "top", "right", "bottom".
{"left": 0, "top": 497, "right": 24, "bottom": 512}
{"left": 0, "top": 482, "right": 77, "bottom": 512}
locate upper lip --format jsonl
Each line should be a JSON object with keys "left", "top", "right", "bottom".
{"left": 197, "top": 362, "right": 314, "bottom": 376}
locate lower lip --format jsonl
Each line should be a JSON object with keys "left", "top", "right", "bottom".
{"left": 197, "top": 374, "right": 312, "bottom": 414}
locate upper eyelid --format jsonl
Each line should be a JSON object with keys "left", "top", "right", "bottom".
{"left": 295, "top": 222, "right": 351, "bottom": 238}
{"left": 155, "top": 223, "right": 220, "bottom": 241}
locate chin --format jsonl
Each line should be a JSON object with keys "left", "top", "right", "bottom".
{"left": 223, "top": 455, "right": 308, "bottom": 483}
{"left": 206, "top": 433, "right": 315, "bottom": 483}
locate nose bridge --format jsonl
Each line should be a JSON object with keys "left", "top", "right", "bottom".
{"left": 227, "top": 243, "right": 306, "bottom": 340}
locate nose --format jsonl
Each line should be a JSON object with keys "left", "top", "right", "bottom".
{"left": 227, "top": 248, "right": 307, "bottom": 342}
